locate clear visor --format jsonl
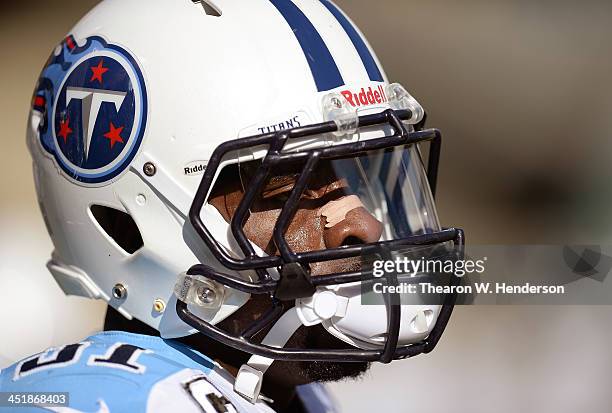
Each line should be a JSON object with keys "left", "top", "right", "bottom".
{"left": 330, "top": 145, "right": 441, "bottom": 240}
{"left": 232, "top": 144, "right": 440, "bottom": 254}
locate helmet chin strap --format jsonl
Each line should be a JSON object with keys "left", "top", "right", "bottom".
{"left": 234, "top": 288, "right": 353, "bottom": 403}
{"left": 234, "top": 306, "right": 303, "bottom": 403}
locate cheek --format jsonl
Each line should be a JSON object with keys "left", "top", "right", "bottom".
{"left": 284, "top": 209, "right": 326, "bottom": 253}
{"left": 243, "top": 207, "right": 325, "bottom": 255}
{"left": 243, "top": 210, "right": 279, "bottom": 254}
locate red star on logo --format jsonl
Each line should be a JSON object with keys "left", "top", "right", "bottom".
{"left": 90, "top": 59, "right": 109, "bottom": 83}
{"left": 58, "top": 118, "right": 73, "bottom": 143}
{"left": 103, "top": 122, "right": 125, "bottom": 149}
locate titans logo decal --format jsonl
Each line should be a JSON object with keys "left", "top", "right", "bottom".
{"left": 32, "top": 35, "right": 147, "bottom": 185}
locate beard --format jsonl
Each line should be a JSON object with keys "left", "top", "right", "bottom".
{"left": 300, "top": 359, "right": 370, "bottom": 382}
{"left": 291, "top": 324, "right": 371, "bottom": 382}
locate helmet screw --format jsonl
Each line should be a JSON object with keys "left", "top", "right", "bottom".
{"left": 112, "top": 283, "right": 127, "bottom": 299}
{"left": 143, "top": 162, "right": 156, "bottom": 177}
{"left": 331, "top": 96, "right": 343, "bottom": 108}
{"left": 196, "top": 286, "right": 216, "bottom": 304}
{"left": 153, "top": 298, "right": 166, "bottom": 313}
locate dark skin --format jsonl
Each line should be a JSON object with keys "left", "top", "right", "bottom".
{"left": 106, "top": 161, "right": 383, "bottom": 411}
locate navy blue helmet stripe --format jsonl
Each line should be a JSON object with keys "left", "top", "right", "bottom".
{"left": 269, "top": 0, "right": 344, "bottom": 92}
{"left": 319, "top": 0, "right": 384, "bottom": 82}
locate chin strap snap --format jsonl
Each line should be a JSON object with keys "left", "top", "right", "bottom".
{"left": 234, "top": 307, "right": 303, "bottom": 404}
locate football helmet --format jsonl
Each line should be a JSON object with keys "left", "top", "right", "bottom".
{"left": 28, "top": 0, "right": 463, "bottom": 402}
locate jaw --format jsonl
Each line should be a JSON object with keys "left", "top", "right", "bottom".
{"left": 270, "top": 324, "right": 371, "bottom": 383}
{"left": 299, "top": 324, "right": 370, "bottom": 381}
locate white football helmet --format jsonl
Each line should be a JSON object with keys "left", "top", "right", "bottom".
{"left": 28, "top": 0, "right": 463, "bottom": 403}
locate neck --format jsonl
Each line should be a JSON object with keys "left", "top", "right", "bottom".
{"left": 103, "top": 306, "right": 302, "bottom": 411}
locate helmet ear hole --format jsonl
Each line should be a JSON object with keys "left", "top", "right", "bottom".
{"left": 90, "top": 205, "right": 144, "bottom": 254}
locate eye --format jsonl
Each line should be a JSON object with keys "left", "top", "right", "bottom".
{"left": 261, "top": 182, "right": 296, "bottom": 200}
{"left": 273, "top": 192, "right": 291, "bottom": 203}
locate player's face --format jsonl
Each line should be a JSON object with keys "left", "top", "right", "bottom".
{"left": 207, "top": 160, "right": 383, "bottom": 382}
{"left": 208, "top": 160, "right": 383, "bottom": 276}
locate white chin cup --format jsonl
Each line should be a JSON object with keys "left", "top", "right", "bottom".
{"left": 235, "top": 285, "right": 441, "bottom": 404}
{"left": 296, "top": 283, "right": 441, "bottom": 349}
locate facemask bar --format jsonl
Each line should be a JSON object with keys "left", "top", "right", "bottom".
{"left": 187, "top": 109, "right": 455, "bottom": 289}
{"left": 175, "top": 108, "right": 465, "bottom": 363}
{"left": 176, "top": 233, "right": 463, "bottom": 362}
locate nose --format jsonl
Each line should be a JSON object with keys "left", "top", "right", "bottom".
{"left": 324, "top": 206, "right": 383, "bottom": 248}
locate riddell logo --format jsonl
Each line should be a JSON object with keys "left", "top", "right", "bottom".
{"left": 340, "top": 85, "right": 388, "bottom": 107}
{"left": 184, "top": 160, "right": 207, "bottom": 176}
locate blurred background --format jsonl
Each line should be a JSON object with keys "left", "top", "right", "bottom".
{"left": 1, "top": 0, "right": 611, "bottom": 412}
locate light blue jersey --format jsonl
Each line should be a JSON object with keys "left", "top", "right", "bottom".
{"left": 0, "top": 331, "right": 277, "bottom": 413}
